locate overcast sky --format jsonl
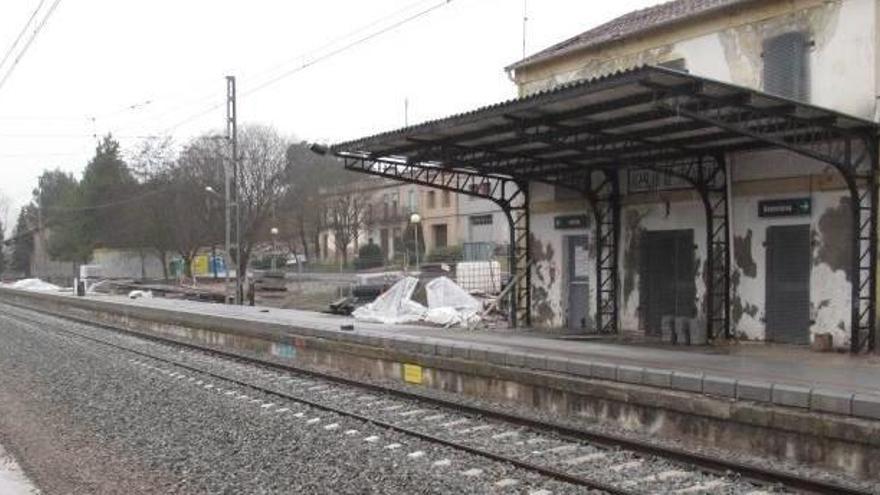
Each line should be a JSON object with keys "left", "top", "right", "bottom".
{"left": 0, "top": 0, "right": 664, "bottom": 225}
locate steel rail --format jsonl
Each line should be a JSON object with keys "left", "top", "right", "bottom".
{"left": 0, "top": 299, "right": 871, "bottom": 495}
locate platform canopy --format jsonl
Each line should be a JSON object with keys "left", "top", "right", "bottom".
{"left": 333, "top": 65, "right": 877, "bottom": 177}
{"left": 332, "top": 65, "right": 879, "bottom": 353}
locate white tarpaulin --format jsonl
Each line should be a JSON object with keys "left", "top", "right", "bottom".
{"left": 425, "top": 277, "right": 482, "bottom": 327}
{"left": 352, "top": 277, "right": 426, "bottom": 324}
{"left": 425, "top": 277, "right": 480, "bottom": 311}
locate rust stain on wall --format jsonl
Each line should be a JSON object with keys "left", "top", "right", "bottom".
{"left": 529, "top": 233, "right": 558, "bottom": 326}
{"left": 733, "top": 229, "right": 757, "bottom": 278}
{"left": 816, "top": 196, "right": 853, "bottom": 281}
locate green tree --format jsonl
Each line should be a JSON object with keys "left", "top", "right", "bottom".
{"left": 79, "top": 135, "right": 137, "bottom": 249}
{"left": 33, "top": 170, "right": 91, "bottom": 264}
{"left": 10, "top": 206, "right": 35, "bottom": 276}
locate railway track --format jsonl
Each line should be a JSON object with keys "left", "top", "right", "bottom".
{"left": 0, "top": 300, "right": 871, "bottom": 495}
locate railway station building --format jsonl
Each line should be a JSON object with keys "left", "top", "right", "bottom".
{"left": 332, "top": 0, "right": 880, "bottom": 352}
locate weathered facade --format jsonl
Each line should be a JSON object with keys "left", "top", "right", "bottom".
{"left": 333, "top": 0, "right": 879, "bottom": 351}
{"left": 506, "top": 0, "right": 878, "bottom": 347}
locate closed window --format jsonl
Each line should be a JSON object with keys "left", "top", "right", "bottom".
{"left": 470, "top": 214, "right": 493, "bottom": 226}
{"left": 442, "top": 190, "right": 451, "bottom": 207}
{"left": 432, "top": 224, "right": 448, "bottom": 249}
{"left": 763, "top": 32, "right": 810, "bottom": 101}
{"left": 427, "top": 190, "right": 436, "bottom": 209}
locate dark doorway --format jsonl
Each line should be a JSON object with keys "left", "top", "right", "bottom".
{"left": 567, "top": 236, "right": 591, "bottom": 331}
{"left": 765, "top": 224, "right": 811, "bottom": 344}
{"left": 640, "top": 229, "right": 696, "bottom": 336}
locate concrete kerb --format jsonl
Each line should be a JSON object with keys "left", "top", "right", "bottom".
{"left": 811, "top": 388, "right": 854, "bottom": 416}
{"left": 671, "top": 371, "right": 704, "bottom": 393}
{"left": 772, "top": 384, "right": 812, "bottom": 409}
{"left": 1, "top": 288, "right": 877, "bottom": 423}
{"left": 702, "top": 375, "right": 737, "bottom": 398}
{"left": 853, "top": 394, "right": 880, "bottom": 420}
{"left": 736, "top": 380, "right": 773, "bottom": 403}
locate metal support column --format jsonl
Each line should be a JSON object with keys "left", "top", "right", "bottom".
{"left": 850, "top": 136, "right": 878, "bottom": 352}
{"left": 588, "top": 169, "right": 620, "bottom": 335}
{"left": 338, "top": 153, "right": 531, "bottom": 327}
{"left": 698, "top": 155, "right": 730, "bottom": 341}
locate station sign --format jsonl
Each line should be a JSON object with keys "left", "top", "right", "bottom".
{"left": 554, "top": 215, "right": 589, "bottom": 230}
{"left": 758, "top": 197, "right": 811, "bottom": 218}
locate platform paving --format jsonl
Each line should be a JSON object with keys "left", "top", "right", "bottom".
{"left": 11, "top": 290, "right": 880, "bottom": 419}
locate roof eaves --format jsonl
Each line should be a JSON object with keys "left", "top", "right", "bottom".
{"left": 505, "top": 0, "right": 754, "bottom": 73}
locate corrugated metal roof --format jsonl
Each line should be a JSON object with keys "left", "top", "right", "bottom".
{"left": 333, "top": 65, "right": 875, "bottom": 179}
{"left": 507, "top": 0, "right": 756, "bottom": 72}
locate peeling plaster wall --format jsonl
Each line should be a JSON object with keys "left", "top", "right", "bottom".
{"left": 618, "top": 194, "right": 708, "bottom": 334}
{"left": 528, "top": 182, "right": 596, "bottom": 329}
{"left": 528, "top": 149, "right": 854, "bottom": 349}
{"left": 516, "top": 0, "right": 877, "bottom": 120}
{"left": 729, "top": 151, "right": 853, "bottom": 348}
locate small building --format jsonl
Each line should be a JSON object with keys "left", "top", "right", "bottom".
{"left": 333, "top": 0, "right": 880, "bottom": 352}
{"left": 317, "top": 177, "right": 509, "bottom": 265}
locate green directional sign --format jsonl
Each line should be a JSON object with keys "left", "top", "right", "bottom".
{"left": 758, "top": 198, "right": 811, "bottom": 218}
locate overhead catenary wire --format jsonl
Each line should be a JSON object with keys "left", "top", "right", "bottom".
{"left": 0, "top": 0, "right": 48, "bottom": 74}
{"left": 111, "top": 0, "right": 444, "bottom": 137}
{"left": 0, "top": 0, "right": 64, "bottom": 93}
{"left": 157, "top": 0, "right": 454, "bottom": 136}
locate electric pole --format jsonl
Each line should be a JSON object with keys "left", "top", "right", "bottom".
{"left": 226, "top": 75, "right": 243, "bottom": 305}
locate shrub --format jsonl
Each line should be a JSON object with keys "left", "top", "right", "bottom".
{"left": 354, "top": 244, "right": 384, "bottom": 270}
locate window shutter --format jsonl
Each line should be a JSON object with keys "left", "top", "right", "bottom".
{"left": 763, "top": 32, "right": 810, "bottom": 101}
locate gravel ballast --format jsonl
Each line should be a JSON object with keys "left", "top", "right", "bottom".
{"left": 1, "top": 300, "right": 875, "bottom": 494}
{"left": 0, "top": 306, "right": 588, "bottom": 495}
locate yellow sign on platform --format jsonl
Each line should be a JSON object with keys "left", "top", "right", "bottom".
{"left": 403, "top": 363, "right": 423, "bottom": 384}
{"left": 192, "top": 255, "right": 209, "bottom": 276}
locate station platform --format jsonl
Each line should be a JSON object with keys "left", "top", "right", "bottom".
{"left": 10, "top": 290, "right": 878, "bottom": 420}
{"left": 5, "top": 287, "right": 880, "bottom": 480}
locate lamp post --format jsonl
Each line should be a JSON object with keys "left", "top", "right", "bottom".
{"left": 270, "top": 227, "right": 279, "bottom": 271}
{"left": 409, "top": 212, "right": 421, "bottom": 271}
{"left": 205, "top": 185, "right": 230, "bottom": 291}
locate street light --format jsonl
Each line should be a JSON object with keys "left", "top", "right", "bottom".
{"left": 203, "top": 186, "right": 222, "bottom": 280}
{"left": 410, "top": 212, "right": 421, "bottom": 271}
{"left": 270, "top": 227, "right": 279, "bottom": 271}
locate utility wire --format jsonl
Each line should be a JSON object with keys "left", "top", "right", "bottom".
{"left": 110, "top": 0, "right": 440, "bottom": 138}
{"left": 242, "top": 0, "right": 452, "bottom": 98}
{"left": 159, "top": 0, "right": 453, "bottom": 135}
{"left": 0, "top": 0, "right": 47, "bottom": 74}
{"left": 0, "top": 0, "right": 64, "bottom": 93}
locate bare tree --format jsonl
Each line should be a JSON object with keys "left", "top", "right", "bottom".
{"left": 325, "top": 189, "right": 370, "bottom": 266}
{"left": 281, "top": 142, "right": 359, "bottom": 265}
{"left": 165, "top": 136, "right": 225, "bottom": 277}
{"left": 127, "top": 137, "right": 179, "bottom": 279}
{"left": 234, "top": 125, "right": 291, "bottom": 274}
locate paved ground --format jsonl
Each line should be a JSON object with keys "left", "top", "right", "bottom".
{"left": 97, "top": 293, "right": 880, "bottom": 396}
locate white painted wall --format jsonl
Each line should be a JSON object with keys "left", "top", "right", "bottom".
{"left": 528, "top": 148, "right": 854, "bottom": 349}
{"left": 91, "top": 248, "right": 165, "bottom": 279}
{"left": 519, "top": 0, "right": 878, "bottom": 120}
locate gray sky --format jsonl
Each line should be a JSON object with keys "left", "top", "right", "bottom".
{"left": 0, "top": 0, "right": 663, "bottom": 225}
